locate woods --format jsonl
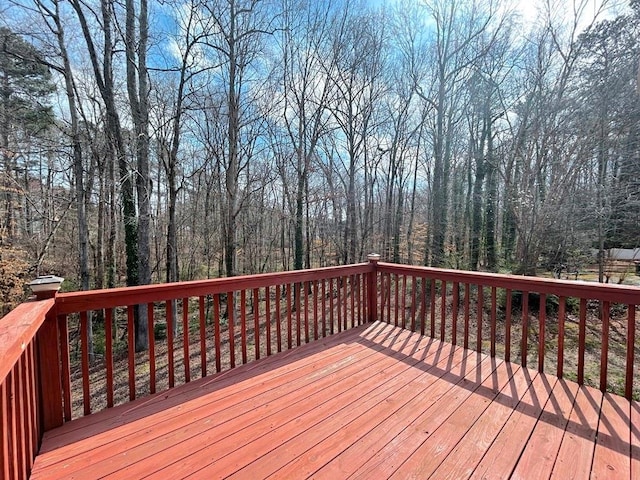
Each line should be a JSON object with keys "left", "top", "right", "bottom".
{"left": 1, "top": 0, "right": 639, "bottom": 314}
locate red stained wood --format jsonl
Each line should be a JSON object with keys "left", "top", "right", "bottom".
{"left": 80, "top": 311, "right": 90, "bottom": 415}
{"left": 440, "top": 280, "right": 447, "bottom": 341}
{"left": 240, "top": 290, "right": 247, "bottom": 364}
{"left": 2, "top": 380, "right": 9, "bottom": 480}
{"left": 312, "top": 281, "right": 318, "bottom": 341}
{"left": 410, "top": 276, "right": 417, "bottom": 332}
{"left": 182, "top": 297, "right": 190, "bottom": 382}
{"left": 505, "top": 288, "right": 512, "bottom": 362}
{"left": 254, "top": 288, "right": 261, "bottom": 359}
{"left": 626, "top": 305, "right": 635, "bottom": 400}
{"left": 631, "top": 401, "right": 640, "bottom": 479}
{"left": 490, "top": 286, "right": 496, "bottom": 357}
{"left": 511, "top": 379, "right": 578, "bottom": 479}
{"left": 275, "top": 284, "right": 282, "bottom": 350}
{"left": 228, "top": 292, "right": 235, "bottom": 368}
{"left": 521, "top": 290, "right": 529, "bottom": 368}
{"left": 601, "top": 301, "right": 610, "bottom": 392}
{"left": 427, "top": 363, "right": 535, "bottom": 480}
{"left": 578, "top": 297, "right": 587, "bottom": 384}
{"left": 265, "top": 287, "right": 272, "bottom": 355}
{"left": 551, "top": 385, "right": 602, "bottom": 479}
{"left": 452, "top": 281, "right": 459, "bottom": 345}
{"left": 592, "top": 393, "right": 631, "bottom": 478}
{"left": 470, "top": 372, "right": 558, "bottom": 479}
{"left": 29, "top": 322, "right": 637, "bottom": 480}
{"left": 477, "top": 284, "right": 483, "bottom": 353}
{"left": 58, "top": 314, "right": 71, "bottom": 423}
{"left": 401, "top": 275, "right": 407, "bottom": 329}
{"left": 214, "top": 294, "right": 221, "bottom": 373}
{"left": 166, "top": 301, "right": 175, "bottom": 388}
{"left": 127, "top": 307, "right": 135, "bottom": 401}
{"left": 539, "top": 292, "right": 546, "bottom": 373}
{"left": 464, "top": 283, "right": 470, "bottom": 350}
{"left": 430, "top": 278, "right": 436, "bottom": 338}
{"left": 557, "top": 296, "right": 566, "bottom": 379}
{"left": 303, "top": 283, "right": 309, "bottom": 344}
{"left": 106, "top": 308, "right": 114, "bottom": 405}
{"left": 287, "top": 283, "right": 293, "bottom": 347}
{"left": 199, "top": 296, "right": 206, "bottom": 378}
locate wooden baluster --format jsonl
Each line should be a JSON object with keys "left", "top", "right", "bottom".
{"left": 578, "top": 298, "right": 587, "bottom": 385}
{"left": 401, "top": 275, "right": 407, "bottom": 329}
{"left": 105, "top": 308, "right": 114, "bottom": 406}
{"left": 199, "top": 296, "right": 206, "bottom": 378}
{"left": 58, "top": 314, "right": 71, "bottom": 422}
{"left": 183, "top": 298, "right": 190, "bottom": 382}
{"left": 313, "top": 281, "right": 319, "bottom": 339}
{"left": 241, "top": 290, "right": 247, "bottom": 364}
{"left": 2, "top": 379, "right": 9, "bottom": 480}
{"left": 329, "top": 278, "right": 335, "bottom": 335}
{"left": 254, "top": 288, "right": 260, "bottom": 360}
{"left": 430, "top": 279, "right": 436, "bottom": 338}
{"left": 625, "top": 304, "right": 636, "bottom": 400}
{"left": 394, "top": 274, "right": 400, "bottom": 327}
{"left": 296, "top": 282, "right": 302, "bottom": 344}
{"left": 276, "top": 284, "right": 282, "bottom": 351}
{"left": 148, "top": 303, "right": 156, "bottom": 392}
{"left": 411, "top": 276, "right": 417, "bottom": 332}
{"left": 505, "top": 289, "right": 512, "bottom": 362}
{"left": 441, "top": 280, "right": 447, "bottom": 342}
{"left": 127, "top": 307, "right": 135, "bottom": 401}
{"left": 600, "top": 301, "right": 610, "bottom": 392}
{"left": 337, "top": 278, "right": 342, "bottom": 333}
{"left": 228, "top": 292, "right": 236, "bottom": 368}
{"left": 321, "top": 280, "right": 327, "bottom": 337}
{"left": 16, "top": 357, "right": 26, "bottom": 479}
{"left": 287, "top": 284, "right": 293, "bottom": 348}
{"left": 304, "top": 282, "right": 310, "bottom": 343}
{"left": 79, "top": 311, "right": 91, "bottom": 414}
{"left": 213, "top": 294, "right": 221, "bottom": 373}
{"left": 421, "top": 278, "right": 427, "bottom": 336}
{"left": 166, "top": 301, "right": 175, "bottom": 388}
{"left": 463, "top": 284, "right": 470, "bottom": 350}
{"left": 350, "top": 275, "right": 355, "bottom": 329}
{"left": 490, "top": 287, "right": 497, "bottom": 358}
{"left": 265, "top": 287, "right": 272, "bottom": 356}
{"left": 476, "top": 286, "right": 483, "bottom": 353}
{"left": 538, "top": 293, "right": 546, "bottom": 373}
{"left": 521, "top": 292, "right": 529, "bottom": 368}
{"left": 557, "top": 296, "right": 566, "bottom": 379}
{"left": 452, "top": 282, "right": 459, "bottom": 345}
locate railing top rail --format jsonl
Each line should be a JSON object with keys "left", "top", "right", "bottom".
{"left": 55, "top": 262, "right": 372, "bottom": 315}
{"left": 378, "top": 262, "right": 640, "bottom": 305}
{"left": 0, "top": 298, "right": 55, "bottom": 384}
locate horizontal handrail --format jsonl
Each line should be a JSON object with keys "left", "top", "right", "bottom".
{"left": 378, "top": 262, "right": 640, "bottom": 305}
{"left": 55, "top": 263, "right": 372, "bottom": 315}
{"left": 0, "top": 299, "right": 54, "bottom": 384}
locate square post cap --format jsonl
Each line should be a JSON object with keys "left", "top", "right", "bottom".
{"left": 367, "top": 253, "right": 381, "bottom": 263}
{"left": 29, "top": 275, "right": 64, "bottom": 299}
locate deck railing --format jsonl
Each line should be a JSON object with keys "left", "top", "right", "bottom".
{"left": 1, "top": 257, "right": 639, "bottom": 479}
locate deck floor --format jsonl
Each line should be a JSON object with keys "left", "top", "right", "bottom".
{"left": 31, "top": 321, "right": 639, "bottom": 479}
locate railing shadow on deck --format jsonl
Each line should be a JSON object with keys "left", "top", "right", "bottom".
{"left": 356, "top": 327, "right": 638, "bottom": 460}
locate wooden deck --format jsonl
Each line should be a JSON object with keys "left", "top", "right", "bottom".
{"left": 30, "top": 321, "right": 639, "bottom": 479}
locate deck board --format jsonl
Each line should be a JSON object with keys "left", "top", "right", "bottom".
{"left": 30, "top": 321, "right": 637, "bottom": 480}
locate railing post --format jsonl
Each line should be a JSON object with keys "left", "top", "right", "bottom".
{"left": 30, "top": 276, "right": 65, "bottom": 431}
{"left": 367, "top": 254, "right": 380, "bottom": 322}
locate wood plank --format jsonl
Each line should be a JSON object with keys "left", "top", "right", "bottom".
{"left": 468, "top": 370, "right": 557, "bottom": 479}
{"left": 42, "top": 319, "right": 380, "bottom": 443}
{"left": 223, "top": 343, "right": 472, "bottom": 480}
{"left": 385, "top": 360, "right": 519, "bottom": 479}
{"left": 591, "top": 393, "right": 631, "bottom": 479}
{"left": 418, "top": 363, "right": 535, "bottom": 480}
{"left": 348, "top": 353, "right": 496, "bottom": 479}
{"left": 551, "top": 385, "right": 603, "bottom": 479}
{"left": 32, "top": 325, "right": 417, "bottom": 477}
{"left": 510, "top": 378, "right": 579, "bottom": 479}
{"left": 631, "top": 401, "right": 640, "bottom": 479}
{"left": 101, "top": 330, "right": 442, "bottom": 479}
